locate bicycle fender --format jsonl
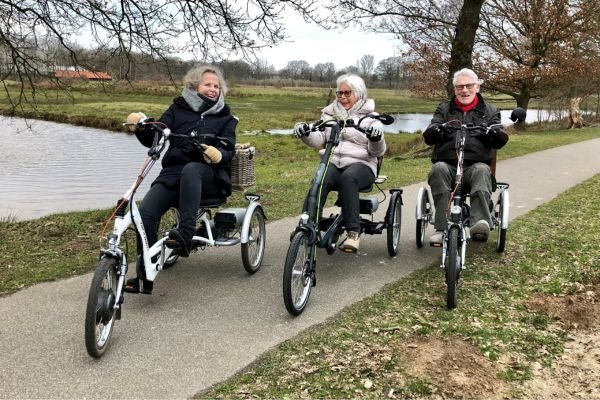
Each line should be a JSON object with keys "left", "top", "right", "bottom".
{"left": 240, "top": 202, "right": 264, "bottom": 244}
{"left": 415, "top": 187, "right": 428, "bottom": 219}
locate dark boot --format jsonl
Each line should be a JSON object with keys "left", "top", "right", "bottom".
{"left": 123, "top": 255, "right": 153, "bottom": 294}
{"left": 165, "top": 228, "right": 192, "bottom": 257}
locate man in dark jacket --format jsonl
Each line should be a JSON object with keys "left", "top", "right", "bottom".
{"left": 125, "top": 65, "right": 237, "bottom": 294}
{"left": 423, "top": 68, "right": 508, "bottom": 245}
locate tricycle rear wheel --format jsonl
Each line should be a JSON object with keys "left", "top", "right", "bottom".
{"left": 241, "top": 207, "right": 266, "bottom": 274}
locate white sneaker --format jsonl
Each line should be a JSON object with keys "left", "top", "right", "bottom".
{"left": 471, "top": 220, "right": 490, "bottom": 242}
{"left": 429, "top": 230, "right": 444, "bottom": 246}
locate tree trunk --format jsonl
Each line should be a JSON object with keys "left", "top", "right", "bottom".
{"left": 446, "top": 0, "right": 486, "bottom": 97}
{"left": 515, "top": 86, "right": 531, "bottom": 110}
{"left": 569, "top": 97, "right": 585, "bottom": 129}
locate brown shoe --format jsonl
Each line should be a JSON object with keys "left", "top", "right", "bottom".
{"left": 340, "top": 231, "right": 360, "bottom": 253}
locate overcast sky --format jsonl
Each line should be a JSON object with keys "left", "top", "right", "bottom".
{"left": 257, "top": 17, "right": 401, "bottom": 71}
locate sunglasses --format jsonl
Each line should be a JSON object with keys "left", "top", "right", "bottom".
{"left": 336, "top": 90, "right": 353, "bottom": 97}
{"left": 454, "top": 83, "right": 476, "bottom": 90}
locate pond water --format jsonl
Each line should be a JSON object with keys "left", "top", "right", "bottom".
{"left": 0, "top": 116, "right": 160, "bottom": 221}
{"left": 1, "top": 109, "right": 558, "bottom": 220}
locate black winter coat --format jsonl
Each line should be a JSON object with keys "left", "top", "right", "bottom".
{"left": 140, "top": 96, "right": 238, "bottom": 197}
{"left": 423, "top": 93, "right": 508, "bottom": 167}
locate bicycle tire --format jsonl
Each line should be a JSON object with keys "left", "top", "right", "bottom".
{"left": 495, "top": 191, "right": 508, "bottom": 253}
{"left": 446, "top": 226, "right": 460, "bottom": 309}
{"left": 416, "top": 188, "right": 429, "bottom": 248}
{"left": 241, "top": 207, "right": 266, "bottom": 274}
{"left": 283, "top": 231, "right": 313, "bottom": 316}
{"left": 85, "top": 257, "right": 119, "bottom": 358}
{"left": 387, "top": 192, "right": 402, "bottom": 256}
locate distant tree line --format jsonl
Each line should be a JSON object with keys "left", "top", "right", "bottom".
{"left": 0, "top": 40, "right": 411, "bottom": 89}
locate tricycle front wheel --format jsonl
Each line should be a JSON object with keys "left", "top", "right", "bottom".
{"left": 85, "top": 257, "right": 119, "bottom": 358}
{"left": 283, "top": 231, "right": 314, "bottom": 316}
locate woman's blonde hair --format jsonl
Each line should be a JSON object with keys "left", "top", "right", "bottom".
{"left": 183, "top": 64, "right": 228, "bottom": 94}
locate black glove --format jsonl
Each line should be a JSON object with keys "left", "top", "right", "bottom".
{"left": 488, "top": 127, "right": 503, "bottom": 137}
{"left": 293, "top": 122, "right": 311, "bottom": 138}
{"left": 423, "top": 124, "right": 442, "bottom": 137}
{"left": 366, "top": 126, "right": 383, "bottom": 142}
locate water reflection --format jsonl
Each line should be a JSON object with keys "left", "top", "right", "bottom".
{"left": 0, "top": 116, "right": 159, "bottom": 221}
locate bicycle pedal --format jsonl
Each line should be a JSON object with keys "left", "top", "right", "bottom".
{"left": 164, "top": 239, "right": 180, "bottom": 249}
{"left": 430, "top": 242, "right": 442, "bottom": 247}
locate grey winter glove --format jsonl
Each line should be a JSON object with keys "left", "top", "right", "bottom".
{"left": 366, "top": 126, "right": 383, "bottom": 142}
{"left": 293, "top": 122, "right": 311, "bottom": 138}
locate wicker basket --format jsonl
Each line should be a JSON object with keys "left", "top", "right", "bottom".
{"left": 231, "top": 143, "right": 256, "bottom": 190}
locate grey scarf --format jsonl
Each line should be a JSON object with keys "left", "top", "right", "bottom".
{"left": 182, "top": 86, "right": 225, "bottom": 115}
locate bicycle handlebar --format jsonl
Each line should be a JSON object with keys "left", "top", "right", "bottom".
{"left": 436, "top": 107, "right": 527, "bottom": 137}
{"left": 123, "top": 117, "right": 234, "bottom": 159}
{"left": 305, "top": 113, "right": 395, "bottom": 134}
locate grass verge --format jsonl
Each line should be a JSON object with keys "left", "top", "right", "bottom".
{"left": 198, "top": 173, "right": 600, "bottom": 399}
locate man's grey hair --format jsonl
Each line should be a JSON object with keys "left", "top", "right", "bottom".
{"left": 183, "top": 64, "right": 228, "bottom": 94}
{"left": 336, "top": 73, "right": 367, "bottom": 101}
{"left": 453, "top": 68, "right": 483, "bottom": 86}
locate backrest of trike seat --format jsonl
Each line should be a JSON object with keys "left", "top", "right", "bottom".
{"left": 491, "top": 149, "right": 498, "bottom": 192}
{"left": 359, "top": 156, "right": 384, "bottom": 194}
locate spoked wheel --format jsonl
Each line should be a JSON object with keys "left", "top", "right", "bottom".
{"left": 416, "top": 188, "right": 430, "bottom": 248}
{"left": 283, "top": 231, "right": 314, "bottom": 316}
{"left": 85, "top": 257, "right": 119, "bottom": 358}
{"left": 495, "top": 190, "right": 509, "bottom": 253}
{"left": 241, "top": 207, "right": 266, "bottom": 274}
{"left": 160, "top": 208, "right": 180, "bottom": 269}
{"left": 445, "top": 226, "right": 460, "bottom": 310}
{"left": 386, "top": 192, "right": 402, "bottom": 256}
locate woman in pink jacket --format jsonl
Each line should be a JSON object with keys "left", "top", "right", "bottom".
{"left": 293, "top": 73, "right": 386, "bottom": 253}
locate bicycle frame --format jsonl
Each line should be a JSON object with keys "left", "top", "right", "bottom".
{"left": 100, "top": 151, "right": 176, "bottom": 299}
{"left": 440, "top": 126, "right": 469, "bottom": 271}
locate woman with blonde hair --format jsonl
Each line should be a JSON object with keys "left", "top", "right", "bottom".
{"left": 125, "top": 64, "right": 237, "bottom": 294}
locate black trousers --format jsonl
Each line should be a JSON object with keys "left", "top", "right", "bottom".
{"left": 317, "top": 163, "right": 375, "bottom": 233}
{"left": 137, "top": 162, "right": 220, "bottom": 252}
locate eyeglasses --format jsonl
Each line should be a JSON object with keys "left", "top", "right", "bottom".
{"left": 336, "top": 90, "right": 353, "bottom": 97}
{"left": 454, "top": 83, "right": 476, "bottom": 90}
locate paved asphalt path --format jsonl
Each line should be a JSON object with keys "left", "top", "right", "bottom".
{"left": 2, "top": 138, "right": 600, "bottom": 399}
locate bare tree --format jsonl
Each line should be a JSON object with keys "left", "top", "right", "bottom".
{"left": 326, "top": 0, "right": 485, "bottom": 96}
{"left": 476, "top": 0, "right": 600, "bottom": 115}
{"left": 313, "top": 62, "right": 336, "bottom": 82}
{"left": 0, "top": 0, "right": 320, "bottom": 108}
{"left": 356, "top": 54, "right": 375, "bottom": 80}
{"left": 374, "top": 56, "right": 403, "bottom": 88}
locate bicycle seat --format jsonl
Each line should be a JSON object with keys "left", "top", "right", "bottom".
{"left": 199, "top": 197, "right": 227, "bottom": 208}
